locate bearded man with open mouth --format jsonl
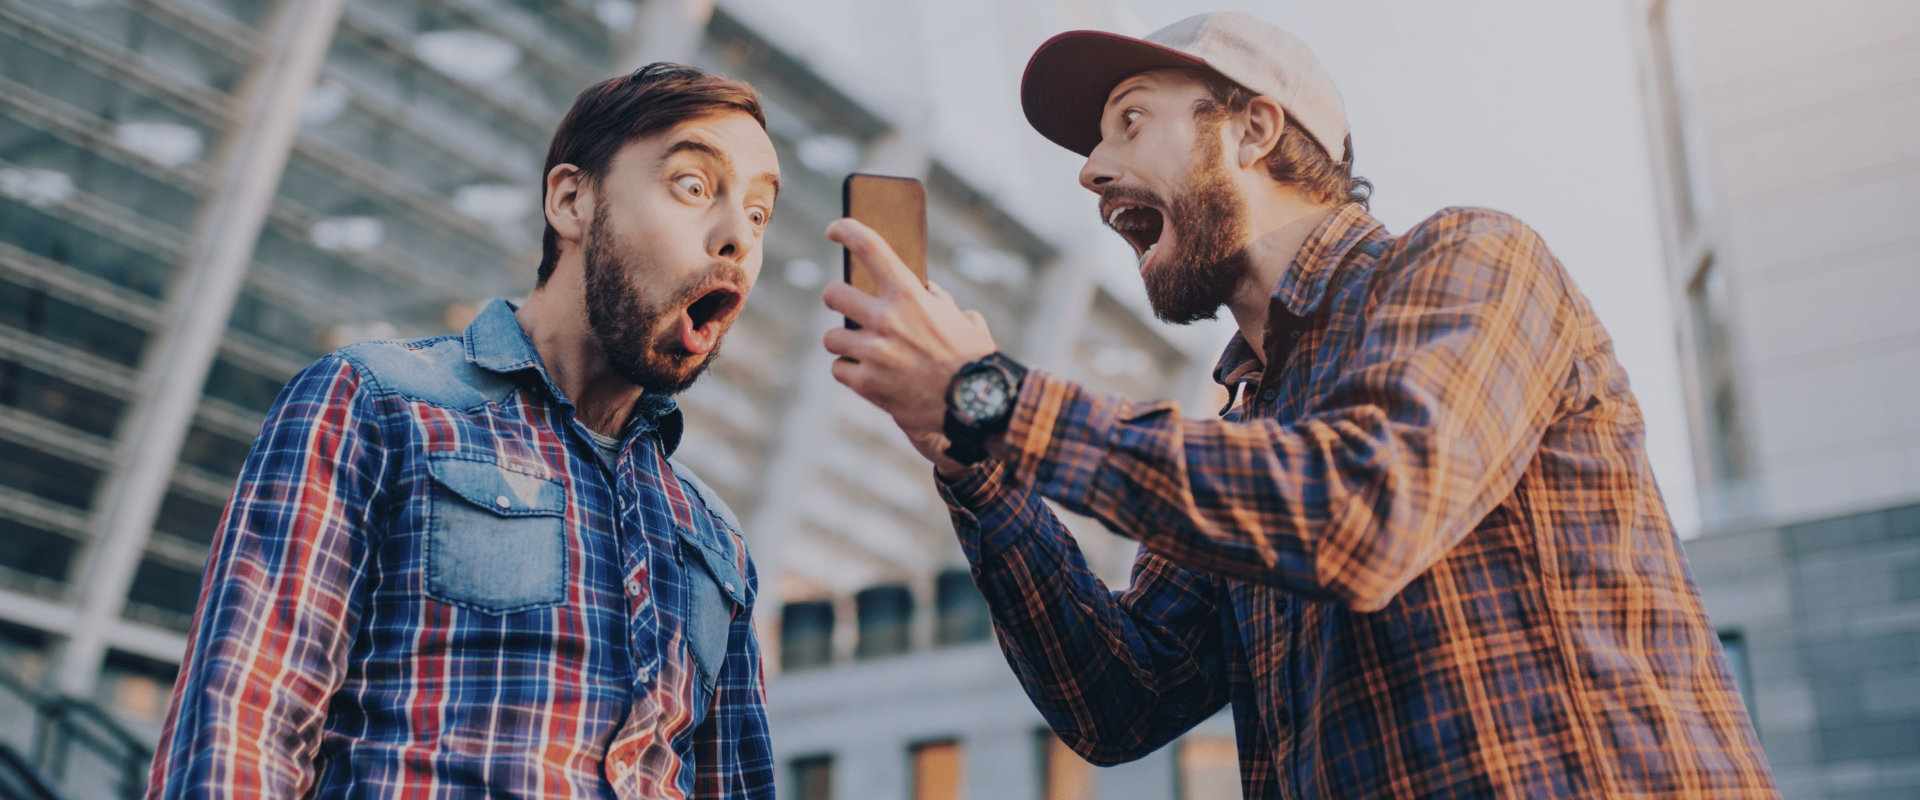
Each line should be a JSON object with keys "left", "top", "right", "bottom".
{"left": 820, "top": 12, "right": 1778, "bottom": 799}
{"left": 151, "top": 63, "right": 781, "bottom": 799}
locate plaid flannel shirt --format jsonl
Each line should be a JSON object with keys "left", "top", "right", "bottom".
{"left": 941, "top": 205, "right": 1778, "bottom": 798}
{"left": 149, "top": 299, "right": 772, "bottom": 799}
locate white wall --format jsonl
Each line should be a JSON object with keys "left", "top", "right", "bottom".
{"left": 1675, "top": 0, "right": 1920, "bottom": 523}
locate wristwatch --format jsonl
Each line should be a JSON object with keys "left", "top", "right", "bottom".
{"left": 942, "top": 352, "right": 1027, "bottom": 465}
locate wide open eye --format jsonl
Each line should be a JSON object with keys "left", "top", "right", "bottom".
{"left": 675, "top": 175, "right": 707, "bottom": 197}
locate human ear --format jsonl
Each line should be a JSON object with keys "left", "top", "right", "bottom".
{"left": 1239, "top": 96, "right": 1286, "bottom": 168}
{"left": 544, "top": 163, "right": 590, "bottom": 246}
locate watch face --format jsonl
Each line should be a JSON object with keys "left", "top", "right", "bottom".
{"left": 954, "top": 370, "right": 1010, "bottom": 425}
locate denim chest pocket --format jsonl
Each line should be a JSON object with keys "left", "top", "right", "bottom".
{"left": 425, "top": 457, "right": 569, "bottom": 615}
{"left": 678, "top": 521, "right": 745, "bottom": 696}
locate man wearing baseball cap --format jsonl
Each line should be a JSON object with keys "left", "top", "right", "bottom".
{"left": 821, "top": 12, "right": 1777, "bottom": 798}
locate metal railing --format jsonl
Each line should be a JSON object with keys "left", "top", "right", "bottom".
{"left": 0, "top": 743, "right": 63, "bottom": 800}
{"left": 0, "top": 664, "right": 149, "bottom": 800}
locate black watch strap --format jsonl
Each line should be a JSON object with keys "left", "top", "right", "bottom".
{"left": 942, "top": 353, "right": 1026, "bottom": 465}
{"left": 941, "top": 416, "right": 991, "bottom": 464}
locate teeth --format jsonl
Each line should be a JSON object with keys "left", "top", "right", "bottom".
{"left": 1137, "top": 242, "right": 1158, "bottom": 268}
{"left": 1108, "top": 206, "right": 1130, "bottom": 227}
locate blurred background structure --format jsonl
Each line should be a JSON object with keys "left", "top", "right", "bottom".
{"left": 0, "top": 0, "right": 1911, "bottom": 798}
{"left": 1630, "top": 0, "right": 1920, "bottom": 797}
{"left": 0, "top": 0, "right": 1223, "bottom": 796}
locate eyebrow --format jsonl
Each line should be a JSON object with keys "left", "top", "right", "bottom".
{"left": 661, "top": 138, "right": 728, "bottom": 168}
{"left": 754, "top": 172, "right": 782, "bottom": 198}
{"left": 662, "top": 138, "right": 782, "bottom": 198}
{"left": 1105, "top": 84, "right": 1148, "bottom": 112}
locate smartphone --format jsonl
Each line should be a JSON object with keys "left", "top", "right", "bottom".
{"left": 842, "top": 173, "right": 928, "bottom": 329}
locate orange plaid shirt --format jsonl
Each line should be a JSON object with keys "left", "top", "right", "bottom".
{"left": 940, "top": 204, "right": 1778, "bottom": 797}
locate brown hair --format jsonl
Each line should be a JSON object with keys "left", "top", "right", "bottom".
{"left": 1191, "top": 75, "right": 1372, "bottom": 209}
{"left": 537, "top": 62, "right": 767, "bottom": 286}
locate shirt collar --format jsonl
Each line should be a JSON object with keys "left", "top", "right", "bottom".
{"left": 462, "top": 298, "right": 686, "bottom": 454}
{"left": 1211, "top": 203, "right": 1386, "bottom": 388}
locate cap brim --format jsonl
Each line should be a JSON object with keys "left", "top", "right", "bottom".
{"left": 1020, "top": 30, "right": 1207, "bottom": 157}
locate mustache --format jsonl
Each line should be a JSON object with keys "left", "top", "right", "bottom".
{"left": 658, "top": 261, "right": 751, "bottom": 306}
{"left": 1098, "top": 185, "right": 1168, "bottom": 217}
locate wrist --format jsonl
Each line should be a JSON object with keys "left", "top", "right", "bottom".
{"left": 942, "top": 352, "right": 1027, "bottom": 465}
{"left": 934, "top": 459, "right": 976, "bottom": 481}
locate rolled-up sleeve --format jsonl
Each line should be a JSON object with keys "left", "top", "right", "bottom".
{"left": 148, "top": 356, "right": 389, "bottom": 798}
{"left": 996, "top": 212, "right": 1581, "bottom": 611}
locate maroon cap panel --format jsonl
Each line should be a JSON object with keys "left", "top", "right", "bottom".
{"left": 1020, "top": 31, "right": 1206, "bottom": 157}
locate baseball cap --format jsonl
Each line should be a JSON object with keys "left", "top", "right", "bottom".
{"left": 1020, "top": 12, "right": 1349, "bottom": 163}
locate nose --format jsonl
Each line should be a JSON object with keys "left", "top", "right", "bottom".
{"left": 1078, "top": 140, "right": 1120, "bottom": 194}
{"left": 708, "top": 205, "right": 753, "bottom": 264}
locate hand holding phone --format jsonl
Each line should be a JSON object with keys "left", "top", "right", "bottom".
{"left": 842, "top": 173, "right": 928, "bottom": 328}
{"left": 822, "top": 179, "right": 999, "bottom": 472}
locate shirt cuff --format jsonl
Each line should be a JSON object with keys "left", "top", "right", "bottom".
{"left": 1000, "top": 369, "right": 1119, "bottom": 506}
{"left": 935, "top": 461, "right": 1019, "bottom": 563}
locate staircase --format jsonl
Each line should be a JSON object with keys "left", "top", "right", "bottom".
{"left": 0, "top": 667, "right": 150, "bottom": 800}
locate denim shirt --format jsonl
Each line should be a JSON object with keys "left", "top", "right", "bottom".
{"left": 149, "top": 298, "right": 772, "bottom": 799}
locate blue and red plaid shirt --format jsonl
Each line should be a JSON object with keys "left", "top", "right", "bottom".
{"left": 149, "top": 299, "right": 772, "bottom": 799}
{"left": 941, "top": 205, "right": 1778, "bottom": 798}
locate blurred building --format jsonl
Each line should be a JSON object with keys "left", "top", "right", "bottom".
{"left": 0, "top": 0, "right": 1240, "bottom": 797}
{"left": 1630, "top": 0, "right": 1920, "bottom": 796}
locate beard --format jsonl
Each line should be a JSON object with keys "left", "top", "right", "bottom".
{"left": 1116, "top": 125, "right": 1252, "bottom": 325}
{"left": 582, "top": 204, "right": 741, "bottom": 395}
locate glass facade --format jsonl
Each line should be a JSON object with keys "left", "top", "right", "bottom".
{"left": 1, "top": 3, "right": 1224, "bottom": 796}
{"left": 910, "top": 739, "right": 962, "bottom": 800}
{"left": 0, "top": 0, "right": 1209, "bottom": 707}
{"left": 1176, "top": 735, "right": 1240, "bottom": 800}
{"left": 790, "top": 753, "right": 834, "bottom": 800}
{"left": 1038, "top": 728, "right": 1094, "bottom": 800}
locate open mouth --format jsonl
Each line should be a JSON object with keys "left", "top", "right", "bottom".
{"left": 678, "top": 285, "right": 744, "bottom": 357}
{"left": 1105, "top": 203, "right": 1167, "bottom": 270}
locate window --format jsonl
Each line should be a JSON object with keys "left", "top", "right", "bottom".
{"left": 1037, "top": 728, "right": 1093, "bottom": 800}
{"left": 1719, "top": 630, "right": 1755, "bottom": 728}
{"left": 1687, "top": 257, "right": 1752, "bottom": 514}
{"left": 910, "top": 739, "right": 963, "bottom": 800}
{"left": 856, "top": 584, "right": 913, "bottom": 660}
{"left": 1646, "top": 0, "right": 1709, "bottom": 239}
{"left": 935, "top": 569, "right": 990, "bottom": 646}
{"left": 780, "top": 600, "right": 835, "bottom": 671}
{"left": 1177, "top": 734, "right": 1239, "bottom": 800}
{"left": 790, "top": 754, "right": 833, "bottom": 800}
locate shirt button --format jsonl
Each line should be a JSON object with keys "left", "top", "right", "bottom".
{"left": 637, "top": 666, "right": 653, "bottom": 683}
{"left": 494, "top": 495, "right": 510, "bottom": 509}
{"left": 626, "top": 579, "right": 642, "bottom": 594}
{"left": 1261, "top": 390, "right": 1277, "bottom": 402}
{"left": 722, "top": 581, "right": 736, "bottom": 594}
{"left": 1289, "top": 330, "right": 1302, "bottom": 339}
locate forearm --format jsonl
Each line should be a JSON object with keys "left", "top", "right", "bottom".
{"left": 150, "top": 507, "right": 365, "bottom": 797}
{"left": 997, "top": 370, "right": 1553, "bottom": 610}
{"left": 148, "top": 356, "right": 382, "bottom": 797}
{"left": 941, "top": 463, "right": 1227, "bottom": 764}
{"left": 981, "top": 216, "right": 1579, "bottom": 614}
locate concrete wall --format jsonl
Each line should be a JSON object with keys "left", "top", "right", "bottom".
{"left": 1686, "top": 502, "right": 1920, "bottom": 799}
{"left": 766, "top": 641, "right": 1228, "bottom": 800}
{"left": 1656, "top": 0, "right": 1920, "bottom": 524}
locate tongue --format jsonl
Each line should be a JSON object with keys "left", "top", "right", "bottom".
{"left": 680, "top": 310, "right": 719, "bottom": 356}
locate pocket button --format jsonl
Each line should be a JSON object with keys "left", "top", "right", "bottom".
{"left": 494, "top": 495, "right": 510, "bottom": 509}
